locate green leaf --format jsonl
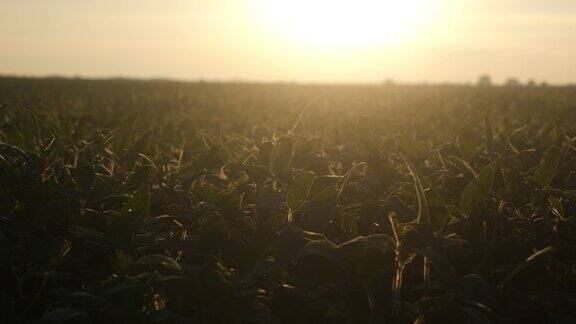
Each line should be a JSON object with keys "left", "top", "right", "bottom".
{"left": 338, "top": 162, "right": 365, "bottom": 203}
{"left": 310, "top": 175, "right": 342, "bottom": 196}
{"left": 460, "top": 306, "right": 492, "bottom": 324}
{"left": 121, "top": 186, "right": 150, "bottom": 224}
{"left": 257, "top": 141, "right": 273, "bottom": 165}
{"left": 128, "top": 130, "right": 153, "bottom": 155}
{"left": 396, "top": 133, "right": 422, "bottom": 158}
{"left": 311, "top": 184, "right": 338, "bottom": 202}
{"left": 287, "top": 171, "right": 314, "bottom": 209}
{"left": 51, "top": 127, "right": 66, "bottom": 151}
{"left": 548, "top": 195, "right": 564, "bottom": 219}
{"left": 534, "top": 146, "right": 561, "bottom": 188}
{"left": 341, "top": 212, "right": 359, "bottom": 238}
{"left": 1, "top": 124, "right": 25, "bottom": 148}
{"left": 70, "top": 226, "right": 109, "bottom": 249}
{"left": 269, "top": 137, "right": 293, "bottom": 176}
{"left": 135, "top": 254, "right": 181, "bottom": 271}
{"left": 456, "top": 128, "right": 480, "bottom": 158}
{"left": 124, "top": 165, "right": 152, "bottom": 192}
{"left": 455, "top": 274, "right": 491, "bottom": 304}
{"left": 337, "top": 234, "right": 395, "bottom": 279}
{"left": 294, "top": 240, "right": 343, "bottom": 284}
{"left": 336, "top": 234, "right": 395, "bottom": 263}
{"left": 110, "top": 112, "right": 138, "bottom": 155}
{"left": 399, "top": 223, "right": 436, "bottom": 249}
{"left": 424, "top": 189, "right": 444, "bottom": 207}
{"left": 425, "top": 189, "right": 450, "bottom": 232}
{"left": 111, "top": 250, "right": 134, "bottom": 274}
{"left": 22, "top": 108, "right": 40, "bottom": 146}
{"left": 198, "top": 211, "right": 231, "bottom": 243}
{"left": 460, "top": 161, "right": 497, "bottom": 214}
{"left": 241, "top": 164, "right": 272, "bottom": 183}
{"left": 107, "top": 216, "right": 135, "bottom": 248}
{"left": 108, "top": 187, "right": 150, "bottom": 248}
{"left": 496, "top": 246, "right": 555, "bottom": 291}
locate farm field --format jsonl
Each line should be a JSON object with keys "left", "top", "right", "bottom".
{"left": 1, "top": 77, "right": 576, "bottom": 323}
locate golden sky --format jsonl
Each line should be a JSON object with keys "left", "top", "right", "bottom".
{"left": 1, "top": 0, "right": 575, "bottom": 84}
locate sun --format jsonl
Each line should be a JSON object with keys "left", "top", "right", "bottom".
{"left": 258, "top": 0, "right": 437, "bottom": 49}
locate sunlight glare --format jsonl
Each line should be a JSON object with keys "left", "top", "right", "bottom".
{"left": 259, "top": 0, "right": 438, "bottom": 49}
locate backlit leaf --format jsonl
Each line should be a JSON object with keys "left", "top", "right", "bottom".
{"left": 287, "top": 171, "right": 314, "bottom": 209}
{"left": 460, "top": 161, "right": 497, "bottom": 214}
{"left": 269, "top": 137, "right": 293, "bottom": 176}
{"left": 135, "top": 254, "right": 181, "bottom": 271}
{"left": 534, "top": 145, "right": 561, "bottom": 188}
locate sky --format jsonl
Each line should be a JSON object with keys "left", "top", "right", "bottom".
{"left": 1, "top": 0, "right": 575, "bottom": 84}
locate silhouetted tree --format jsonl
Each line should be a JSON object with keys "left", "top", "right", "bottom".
{"left": 477, "top": 74, "right": 492, "bottom": 87}
{"left": 526, "top": 79, "right": 537, "bottom": 87}
{"left": 504, "top": 78, "right": 521, "bottom": 87}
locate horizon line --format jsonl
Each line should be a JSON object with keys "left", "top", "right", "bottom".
{"left": 0, "top": 73, "right": 572, "bottom": 87}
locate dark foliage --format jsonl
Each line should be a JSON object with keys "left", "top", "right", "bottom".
{"left": 1, "top": 77, "right": 576, "bottom": 323}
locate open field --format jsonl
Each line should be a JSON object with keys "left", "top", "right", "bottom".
{"left": 1, "top": 77, "right": 576, "bottom": 322}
